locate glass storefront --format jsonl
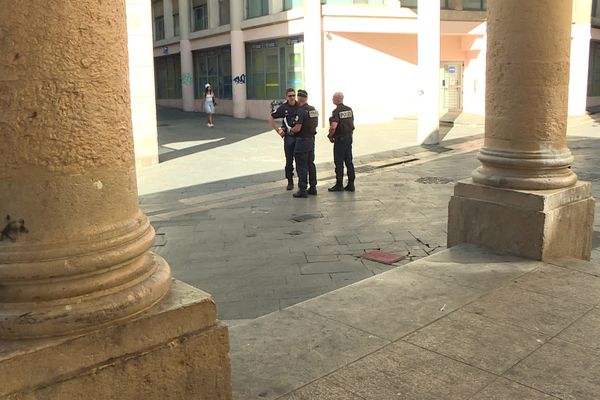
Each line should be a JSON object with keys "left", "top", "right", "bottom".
{"left": 193, "top": 46, "right": 233, "bottom": 99}
{"left": 245, "top": 37, "right": 304, "bottom": 100}
{"left": 155, "top": 54, "right": 182, "bottom": 99}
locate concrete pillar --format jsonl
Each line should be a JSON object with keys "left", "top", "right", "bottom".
{"left": 569, "top": 0, "right": 593, "bottom": 116}
{"left": 126, "top": 0, "right": 159, "bottom": 169}
{"left": 448, "top": 0, "right": 595, "bottom": 261}
{"left": 304, "top": 0, "right": 324, "bottom": 125}
{"left": 164, "top": 0, "right": 175, "bottom": 38}
{"left": 231, "top": 0, "right": 248, "bottom": 118}
{"left": 417, "top": 0, "right": 440, "bottom": 144}
{"left": 179, "top": 0, "right": 195, "bottom": 111}
{"left": 0, "top": 1, "right": 231, "bottom": 397}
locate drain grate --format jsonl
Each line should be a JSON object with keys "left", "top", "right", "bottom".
{"left": 415, "top": 177, "right": 454, "bottom": 184}
{"left": 291, "top": 213, "right": 323, "bottom": 223}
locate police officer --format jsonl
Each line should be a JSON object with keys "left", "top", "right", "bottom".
{"left": 327, "top": 92, "right": 355, "bottom": 192}
{"left": 269, "top": 88, "right": 299, "bottom": 190}
{"left": 290, "top": 89, "right": 318, "bottom": 198}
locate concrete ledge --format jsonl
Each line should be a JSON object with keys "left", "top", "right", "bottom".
{"left": 1, "top": 279, "right": 232, "bottom": 399}
{"left": 448, "top": 180, "right": 595, "bottom": 260}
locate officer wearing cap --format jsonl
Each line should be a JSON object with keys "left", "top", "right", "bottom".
{"left": 327, "top": 92, "right": 355, "bottom": 192}
{"left": 290, "top": 89, "right": 318, "bottom": 198}
{"left": 269, "top": 88, "right": 299, "bottom": 190}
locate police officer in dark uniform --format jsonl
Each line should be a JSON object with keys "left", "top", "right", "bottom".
{"left": 290, "top": 89, "right": 318, "bottom": 198}
{"left": 327, "top": 92, "right": 355, "bottom": 192}
{"left": 269, "top": 88, "right": 299, "bottom": 190}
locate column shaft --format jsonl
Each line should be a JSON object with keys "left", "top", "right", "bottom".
{"left": 179, "top": 0, "right": 195, "bottom": 111}
{"left": 304, "top": 0, "right": 324, "bottom": 124}
{"left": 231, "top": 0, "right": 247, "bottom": 118}
{"left": 0, "top": 0, "right": 171, "bottom": 338}
{"left": 417, "top": 0, "right": 440, "bottom": 144}
{"left": 473, "top": 0, "right": 577, "bottom": 189}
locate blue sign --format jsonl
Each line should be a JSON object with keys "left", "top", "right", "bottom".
{"left": 448, "top": 66, "right": 456, "bottom": 73}
{"left": 162, "top": 47, "right": 169, "bottom": 55}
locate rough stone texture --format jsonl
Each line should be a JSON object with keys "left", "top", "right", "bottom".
{"left": 448, "top": 180, "right": 595, "bottom": 260}
{"left": 474, "top": 0, "right": 576, "bottom": 189}
{"left": 0, "top": 280, "right": 232, "bottom": 400}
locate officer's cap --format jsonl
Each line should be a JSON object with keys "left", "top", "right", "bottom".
{"left": 297, "top": 89, "right": 308, "bottom": 98}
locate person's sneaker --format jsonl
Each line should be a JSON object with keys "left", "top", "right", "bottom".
{"left": 209, "top": 123, "right": 214, "bottom": 128}
{"left": 286, "top": 180, "right": 294, "bottom": 190}
{"left": 307, "top": 187, "right": 318, "bottom": 196}
{"left": 206, "top": 123, "right": 211, "bottom": 127}
{"left": 344, "top": 183, "right": 355, "bottom": 192}
{"left": 293, "top": 190, "right": 308, "bottom": 198}
{"left": 328, "top": 183, "right": 344, "bottom": 192}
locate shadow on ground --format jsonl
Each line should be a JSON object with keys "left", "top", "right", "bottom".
{"left": 156, "top": 106, "right": 271, "bottom": 162}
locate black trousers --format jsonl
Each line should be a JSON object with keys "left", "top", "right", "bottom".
{"left": 333, "top": 135, "right": 355, "bottom": 183}
{"left": 284, "top": 134, "right": 296, "bottom": 180}
{"left": 294, "top": 137, "right": 317, "bottom": 191}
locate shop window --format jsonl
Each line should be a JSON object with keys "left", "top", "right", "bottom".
{"left": 219, "top": 0, "right": 230, "bottom": 25}
{"left": 154, "top": 54, "right": 182, "bottom": 99}
{"left": 173, "top": 13, "right": 180, "bottom": 36}
{"left": 463, "top": 0, "right": 486, "bottom": 11}
{"left": 589, "top": 41, "right": 600, "bottom": 96}
{"left": 154, "top": 16, "right": 165, "bottom": 41}
{"left": 247, "top": 0, "right": 268, "bottom": 18}
{"left": 246, "top": 37, "right": 304, "bottom": 100}
{"left": 193, "top": 46, "right": 232, "bottom": 99}
{"left": 593, "top": 0, "right": 600, "bottom": 17}
{"left": 192, "top": 0, "right": 208, "bottom": 31}
{"left": 283, "top": 0, "right": 304, "bottom": 11}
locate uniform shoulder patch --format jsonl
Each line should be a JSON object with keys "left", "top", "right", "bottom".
{"left": 339, "top": 110, "right": 353, "bottom": 119}
{"left": 309, "top": 110, "right": 319, "bottom": 118}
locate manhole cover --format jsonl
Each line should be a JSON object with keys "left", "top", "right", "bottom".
{"left": 415, "top": 177, "right": 454, "bottom": 184}
{"left": 291, "top": 213, "right": 322, "bottom": 222}
{"left": 363, "top": 250, "right": 406, "bottom": 265}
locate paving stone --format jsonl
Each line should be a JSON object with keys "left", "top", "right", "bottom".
{"left": 557, "top": 307, "right": 600, "bottom": 353}
{"left": 297, "top": 269, "right": 484, "bottom": 341}
{"left": 230, "top": 307, "right": 389, "bottom": 400}
{"left": 463, "top": 285, "right": 593, "bottom": 336}
{"left": 327, "top": 341, "right": 496, "bottom": 400}
{"left": 405, "top": 310, "right": 548, "bottom": 374}
{"left": 279, "top": 377, "right": 363, "bottom": 400}
{"left": 471, "top": 378, "right": 557, "bottom": 399}
{"left": 299, "top": 258, "right": 368, "bottom": 275}
{"left": 504, "top": 339, "right": 600, "bottom": 400}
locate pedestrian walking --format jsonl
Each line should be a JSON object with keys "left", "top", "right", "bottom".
{"left": 290, "top": 89, "right": 318, "bottom": 198}
{"left": 269, "top": 88, "right": 299, "bottom": 190}
{"left": 201, "top": 83, "right": 217, "bottom": 127}
{"left": 327, "top": 92, "right": 355, "bottom": 192}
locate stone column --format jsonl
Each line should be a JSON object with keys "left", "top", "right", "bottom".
{"left": 231, "top": 0, "right": 248, "bottom": 118}
{"left": 448, "top": 0, "right": 595, "bottom": 261}
{"left": 417, "top": 0, "right": 440, "bottom": 144}
{"left": 179, "top": 0, "right": 195, "bottom": 111}
{"left": 0, "top": 1, "right": 231, "bottom": 397}
{"left": 304, "top": 0, "right": 324, "bottom": 125}
{"left": 0, "top": 0, "right": 170, "bottom": 340}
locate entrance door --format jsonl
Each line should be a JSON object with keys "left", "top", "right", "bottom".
{"left": 440, "top": 62, "right": 463, "bottom": 112}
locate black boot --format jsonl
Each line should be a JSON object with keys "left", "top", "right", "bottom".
{"left": 293, "top": 189, "right": 308, "bottom": 198}
{"left": 328, "top": 182, "right": 344, "bottom": 192}
{"left": 344, "top": 182, "right": 355, "bottom": 192}
{"left": 307, "top": 186, "right": 318, "bottom": 196}
{"left": 286, "top": 179, "right": 294, "bottom": 190}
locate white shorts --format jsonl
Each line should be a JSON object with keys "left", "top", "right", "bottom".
{"left": 204, "top": 103, "right": 215, "bottom": 113}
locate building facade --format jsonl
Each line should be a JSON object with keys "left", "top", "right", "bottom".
{"left": 150, "top": 0, "right": 600, "bottom": 125}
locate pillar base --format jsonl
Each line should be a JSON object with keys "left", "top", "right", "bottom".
{"left": 0, "top": 280, "right": 232, "bottom": 400}
{"left": 448, "top": 180, "right": 595, "bottom": 261}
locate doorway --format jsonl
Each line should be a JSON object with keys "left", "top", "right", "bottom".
{"left": 440, "top": 62, "right": 463, "bottom": 112}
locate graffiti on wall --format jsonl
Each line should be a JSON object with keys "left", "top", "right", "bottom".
{"left": 181, "top": 73, "right": 193, "bottom": 86}
{"left": 233, "top": 74, "right": 246, "bottom": 85}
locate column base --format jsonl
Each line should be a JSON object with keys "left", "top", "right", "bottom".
{"left": 448, "top": 180, "right": 595, "bottom": 261}
{"left": 0, "top": 280, "right": 232, "bottom": 400}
